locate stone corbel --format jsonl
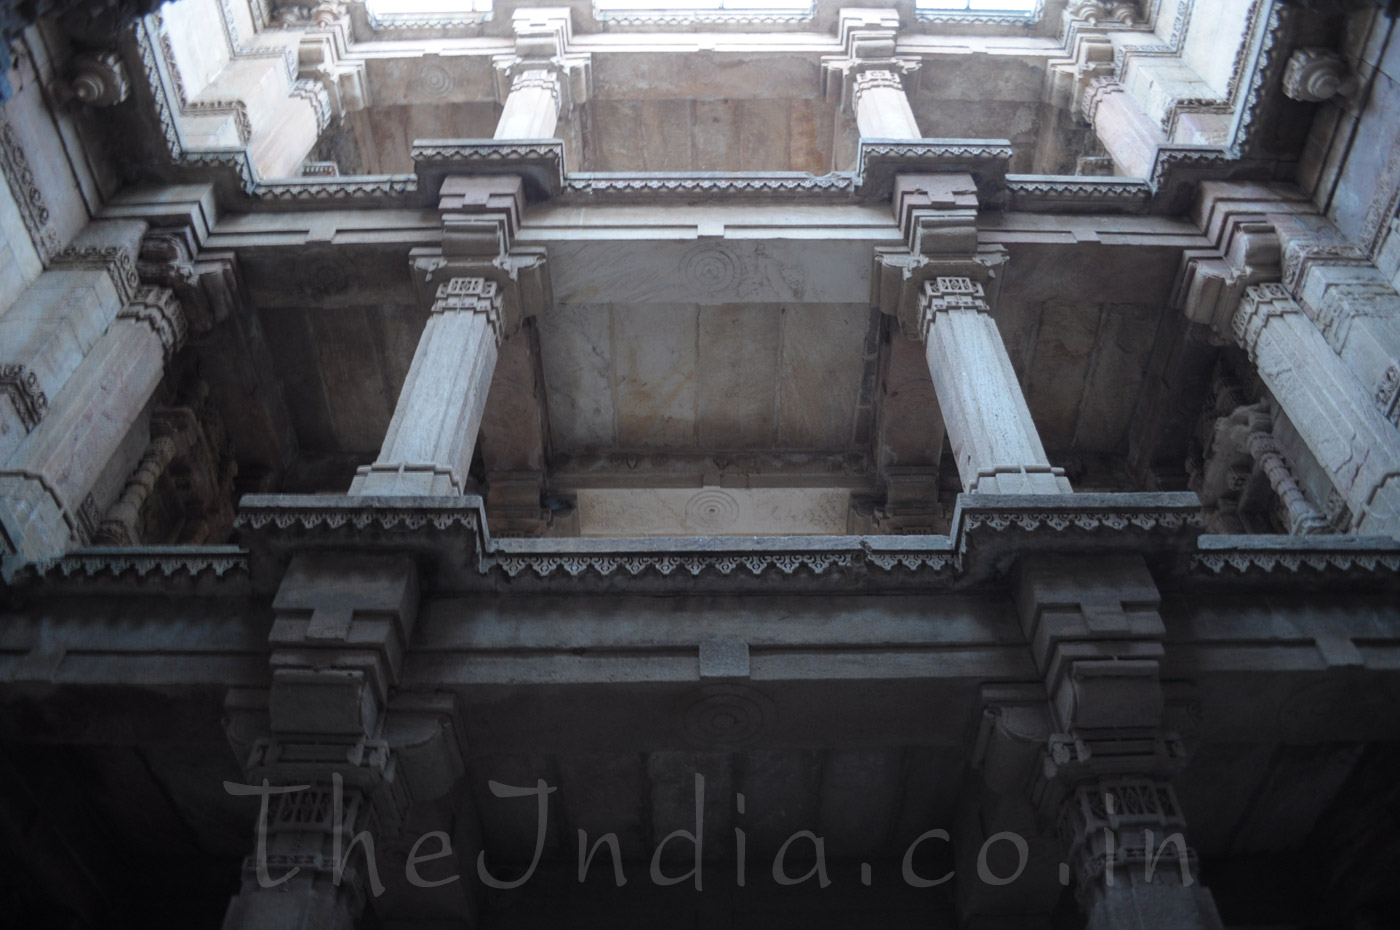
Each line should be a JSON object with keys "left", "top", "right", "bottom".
{"left": 413, "top": 174, "right": 553, "bottom": 342}
{"left": 873, "top": 173, "right": 1005, "bottom": 339}
{"left": 68, "top": 50, "right": 131, "bottom": 108}
{"left": 1174, "top": 182, "right": 1317, "bottom": 342}
{"left": 137, "top": 228, "right": 245, "bottom": 336}
{"left": 1282, "top": 47, "right": 1358, "bottom": 103}
{"left": 296, "top": 18, "right": 370, "bottom": 120}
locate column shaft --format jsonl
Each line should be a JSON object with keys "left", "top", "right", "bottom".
{"left": 1234, "top": 284, "right": 1400, "bottom": 535}
{"left": 0, "top": 287, "right": 185, "bottom": 571}
{"left": 920, "top": 279, "right": 1071, "bottom": 494}
{"left": 351, "top": 278, "right": 501, "bottom": 496}
{"left": 494, "top": 69, "right": 561, "bottom": 139}
{"left": 852, "top": 69, "right": 921, "bottom": 139}
{"left": 1084, "top": 81, "right": 1163, "bottom": 180}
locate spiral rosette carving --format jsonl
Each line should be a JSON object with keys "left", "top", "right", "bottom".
{"left": 419, "top": 65, "right": 453, "bottom": 97}
{"left": 684, "top": 489, "right": 740, "bottom": 530}
{"left": 681, "top": 246, "right": 740, "bottom": 294}
{"left": 683, "top": 685, "right": 774, "bottom": 746}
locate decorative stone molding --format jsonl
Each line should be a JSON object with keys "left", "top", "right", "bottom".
{"left": 1003, "top": 176, "right": 1152, "bottom": 213}
{"left": 0, "top": 365, "right": 49, "bottom": 433}
{"left": 1282, "top": 47, "right": 1357, "bottom": 103}
{"left": 1231, "top": 282, "right": 1297, "bottom": 356}
{"left": 491, "top": 7, "right": 592, "bottom": 121}
{"left": 51, "top": 244, "right": 141, "bottom": 304}
{"left": 1378, "top": 364, "right": 1400, "bottom": 427}
{"left": 1191, "top": 543, "right": 1400, "bottom": 577}
{"left": 821, "top": 8, "right": 920, "bottom": 119}
{"left": 290, "top": 77, "right": 334, "bottom": 133}
{"left": 0, "top": 117, "right": 60, "bottom": 261}
{"left": 432, "top": 277, "right": 503, "bottom": 341}
{"left": 70, "top": 50, "right": 131, "bottom": 107}
{"left": 116, "top": 286, "right": 188, "bottom": 364}
{"left": 30, "top": 546, "right": 249, "bottom": 582}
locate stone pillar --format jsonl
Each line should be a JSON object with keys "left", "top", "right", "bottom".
{"left": 918, "top": 278, "right": 1071, "bottom": 494}
{"left": 222, "top": 553, "right": 474, "bottom": 929}
{"left": 1058, "top": 777, "right": 1223, "bottom": 930}
{"left": 852, "top": 68, "right": 921, "bottom": 139}
{"left": 1084, "top": 79, "right": 1164, "bottom": 180}
{"left": 821, "top": 8, "right": 921, "bottom": 142}
{"left": 1233, "top": 283, "right": 1400, "bottom": 535}
{"left": 1017, "top": 555, "right": 1223, "bottom": 930}
{"left": 494, "top": 69, "right": 561, "bottom": 139}
{"left": 350, "top": 278, "right": 502, "bottom": 496}
{"left": 0, "top": 286, "right": 185, "bottom": 576}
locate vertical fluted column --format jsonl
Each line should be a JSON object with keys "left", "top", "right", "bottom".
{"left": 0, "top": 287, "right": 186, "bottom": 575}
{"left": 919, "top": 278, "right": 1071, "bottom": 494}
{"left": 494, "top": 69, "right": 562, "bottom": 139}
{"left": 350, "top": 278, "right": 502, "bottom": 496}
{"left": 1233, "top": 283, "right": 1400, "bottom": 535}
{"left": 852, "top": 68, "right": 921, "bottom": 139}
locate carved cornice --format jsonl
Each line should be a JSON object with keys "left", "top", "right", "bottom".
{"left": 1003, "top": 175, "right": 1152, "bottom": 213}
{"left": 1191, "top": 537, "right": 1400, "bottom": 579}
{"left": 413, "top": 139, "right": 565, "bottom": 201}
{"left": 31, "top": 546, "right": 250, "bottom": 582}
{"left": 854, "top": 139, "right": 1013, "bottom": 201}
{"left": 562, "top": 173, "right": 855, "bottom": 202}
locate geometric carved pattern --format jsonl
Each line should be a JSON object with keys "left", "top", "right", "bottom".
{"left": 0, "top": 364, "right": 49, "bottom": 432}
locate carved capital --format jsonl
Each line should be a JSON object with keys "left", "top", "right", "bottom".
{"left": 117, "top": 286, "right": 188, "bottom": 363}
{"left": 1232, "top": 282, "right": 1299, "bottom": 359}
{"left": 916, "top": 277, "right": 990, "bottom": 338}
{"left": 433, "top": 277, "right": 504, "bottom": 342}
{"left": 1282, "top": 47, "right": 1357, "bottom": 103}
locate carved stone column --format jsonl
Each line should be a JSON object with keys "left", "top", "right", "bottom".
{"left": 917, "top": 278, "right": 1071, "bottom": 494}
{"left": 1017, "top": 555, "right": 1223, "bottom": 930}
{"left": 222, "top": 554, "right": 473, "bottom": 928}
{"left": 1233, "top": 284, "right": 1400, "bottom": 535}
{"left": 822, "top": 8, "right": 921, "bottom": 140}
{"left": 491, "top": 7, "right": 590, "bottom": 141}
{"left": 0, "top": 287, "right": 186, "bottom": 577}
{"left": 1056, "top": 777, "right": 1223, "bottom": 930}
{"left": 350, "top": 279, "right": 502, "bottom": 496}
{"left": 851, "top": 68, "right": 921, "bottom": 139}
{"left": 494, "top": 69, "right": 562, "bottom": 139}
{"left": 1083, "top": 79, "right": 1164, "bottom": 180}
